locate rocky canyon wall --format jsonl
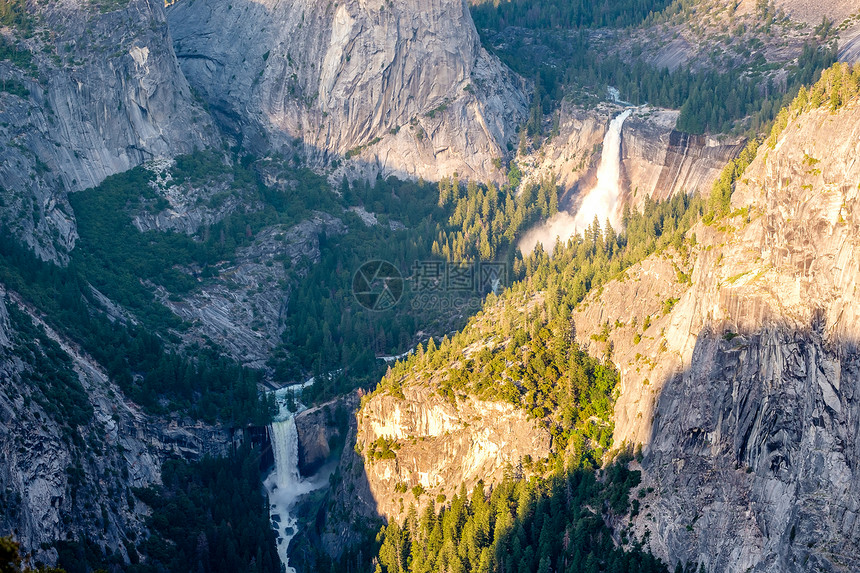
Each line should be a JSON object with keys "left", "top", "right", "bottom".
{"left": 569, "top": 99, "right": 860, "bottom": 571}
{"left": 0, "top": 287, "right": 233, "bottom": 565}
{"left": 521, "top": 105, "right": 744, "bottom": 214}
{"left": 0, "top": 0, "right": 216, "bottom": 261}
{"left": 344, "top": 383, "right": 549, "bottom": 525}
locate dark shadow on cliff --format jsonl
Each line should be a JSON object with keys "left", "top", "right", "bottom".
{"left": 638, "top": 313, "right": 860, "bottom": 572}
{"left": 287, "top": 315, "right": 860, "bottom": 573}
{"left": 312, "top": 451, "right": 672, "bottom": 573}
{"left": 286, "top": 405, "right": 384, "bottom": 572}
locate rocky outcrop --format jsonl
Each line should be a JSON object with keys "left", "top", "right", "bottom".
{"left": 306, "top": 382, "right": 550, "bottom": 560}
{"left": 166, "top": 0, "right": 527, "bottom": 183}
{"left": 0, "top": 287, "right": 233, "bottom": 564}
{"left": 839, "top": 21, "right": 860, "bottom": 63}
{"left": 294, "top": 392, "right": 357, "bottom": 476}
{"left": 354, "top": 383, "right": 551, "bottom": 521}
{"left": 621, "top": 111, "right": 747, "bottom": 205}
{"left": 518, "top": 105, "right": 606, "bottom": 194}
{"left": 131, "top": 158, "right": 262, "bottom": 236}
{"left": 0, "top": 0, "right": 217, "bottom": 261}
{"left": 160, "top": 212, "right": 346, "bottom": 369}
{"left": 570, "top": 100, "right": 860, "bottom": 571}
{"left": 770, "top": 0, "right": 856, "bottom": 25}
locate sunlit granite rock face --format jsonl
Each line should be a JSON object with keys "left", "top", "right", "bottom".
{"left": 519, "top": 105, "right": 745, "bottom": 211}
{"left": 316, "top": 381, "right": 550, "bottom": 558}
{"left": 356, "top": 382, "right": 550, "bottom": 518}
{"left": 167, "top": 0, "right": 527, "bottom": 183}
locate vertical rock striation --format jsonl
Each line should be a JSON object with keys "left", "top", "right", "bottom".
{"left": 521, "top": 106, "right": 744, "bottom": 214}
{"left": 0, "top": 0, "right": 217, "bottom": 260}
{"left": 0, "top": 287, "right": 232, "bottom": 564}
{"left": 570, "top": 99, "right": 860, "bottom": 571}
{"left": 351, "top": 384, "right": 550, "bottom": 522}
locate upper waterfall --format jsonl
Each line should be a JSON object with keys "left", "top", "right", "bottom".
{"left": 572, "top": 109, "right": 632, "bottom": 232}
{"left": 519, "top": 109, "right": 632, "bottom": 255}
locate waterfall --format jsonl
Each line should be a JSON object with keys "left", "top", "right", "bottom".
{"left": 572, "top": 108, "right": 631, "bottom": 233}
{"left": 265, "top": 382, "right": 322, "bottom": 573}
{"left": 519, "top": 109, "right": 632, "bottom": 255}
{"left": 270, "top": 417, "right": 301, "bottom": 490}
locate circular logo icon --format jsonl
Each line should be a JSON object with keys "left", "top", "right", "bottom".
{"left": 352, "top": 260, "right": 404, "bottom": 311}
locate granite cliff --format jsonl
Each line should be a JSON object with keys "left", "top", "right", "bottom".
{"left": 166, "top": 0, "right": 528, "bottom": 183}
{"left": 520, "top": 105, "right": 745, "bottom": 212}
{"left": 0, "top": 0, "right": 216, "bottom": 261}
{"left": 332, "top": 81, "right": 860, "bottom": 573}
{"left": 306, "top": 381, "right": 552, "bottom": 560}
{"left": 568, "top": 97, "right": 860, "bottom": 571}
{"left": 0, "top": 287, "right": 233, "bottom": 565}
{"left": 354, "top": 383, "right": 550, "bottom": 519}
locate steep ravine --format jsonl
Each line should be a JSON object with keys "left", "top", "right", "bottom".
{"left": 329, "top": 93, "right": 860, "bottom": 573}
{"left": 0, "top": 286, "right": 233, "bottom": 565}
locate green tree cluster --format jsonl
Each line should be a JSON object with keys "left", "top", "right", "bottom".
{"left": 278, "top": 175, "right": 448, "bottom": 400}
{"left": 373, "top": 459, "right": 666, "bottom": 573}
{"left": 5, "top": 303, "right": 93, "bottom": 431}
{"left": 0, "top": 0, "right": 33, "bottom": 34}
{"left": 705, "top": 139, "right": 758, "bottom": 219}
{"left": 433, "top": 174, "right": 558, "bottom": 262}
{"left": 786, "top": 61, "right": 860, "bottom": 114}
{"left": 279, "top": 169, "right": 555, "bottom": 405}
{"left": 0, "top": 537, "right": 65, "bottom": 573}
{"left": 474, "top": 5, "right": 836, "bottom": 137}
{"left": 0, "top": 226, "right": 274, "bottom": 426}
{"left": 0, "top": 37, "right": 34, "bottom": 73}
{"left": 469, "top": 0, "right": 673, "bottom": 30}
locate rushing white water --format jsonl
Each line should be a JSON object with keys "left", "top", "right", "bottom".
{"left": 264, "top": 382, "right": 325, "bottom": 573}
{"left": 380, "top": 347, "right": 415, "bottom": 363}
{"left": 519, "top": 109, "right": 632, "bottom": 255}
{"left": 572, "top": 109, "right": 632, "bottom": 232}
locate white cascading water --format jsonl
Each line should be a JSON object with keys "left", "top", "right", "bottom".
{"left": 265, "top": 382, "right": 322, "bottom": 573}
{"left": 519, "top": 109, "right": 632, "bottom": 255}
{"left": 571, "top": 108, "right": 632, "bottom": 232}
{"left": 270, "top": 417, "right": 302, "bottom": 489}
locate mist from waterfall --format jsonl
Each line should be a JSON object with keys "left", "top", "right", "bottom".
{"left": 519, "top": 109, "right": 632, "bottom": 255}
{"left": 265, "top": 383, "right": 325, "bottom": 573}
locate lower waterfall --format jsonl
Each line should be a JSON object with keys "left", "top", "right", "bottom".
{"left": 265, "top": 383, "right": 322, "bottom": 573}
